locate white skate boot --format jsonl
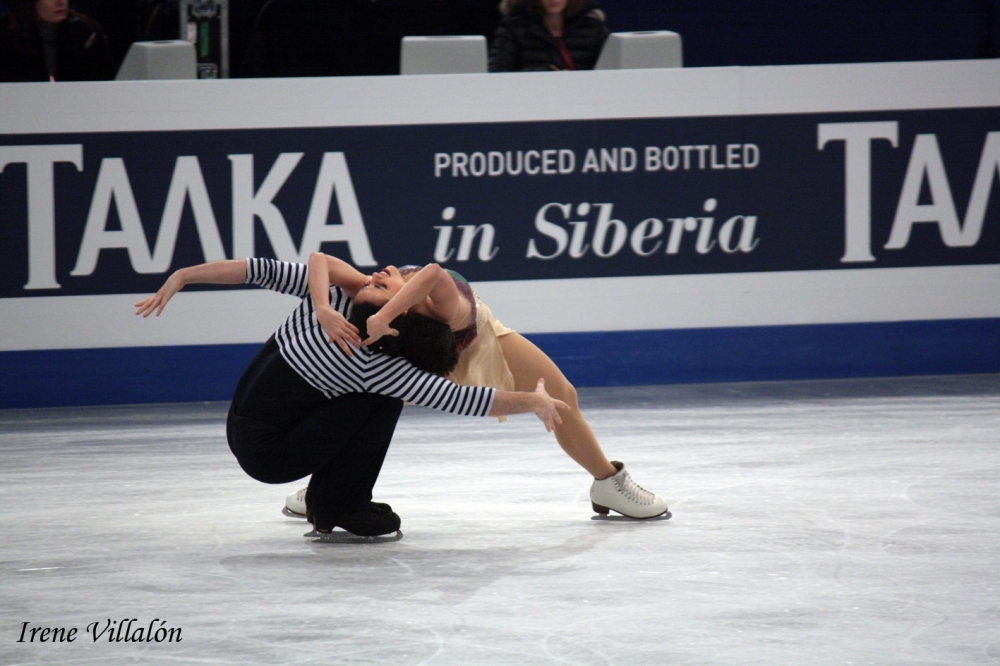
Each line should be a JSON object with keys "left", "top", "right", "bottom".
{"left": 283, "top": 487, "right": 308, "bottom": 518}
{"left": 590, "top": 461, "right": 670, "bottom": 519}
{"left": 282, "top": 487, "right": 394, "bottom": 520}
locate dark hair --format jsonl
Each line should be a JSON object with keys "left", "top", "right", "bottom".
{"left": 499, "top": 0, "right": 594, "bottom": 20}
{"left": 350, "top": 301, "right": 460, "bottom": 377}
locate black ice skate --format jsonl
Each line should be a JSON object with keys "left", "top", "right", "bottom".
{"left": 305, "top": 503, "right": 402, "bottom": 543}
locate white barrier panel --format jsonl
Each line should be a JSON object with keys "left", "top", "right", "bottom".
{"left": 1, "top": 60, "right": 998, "bottom": 406}
{"left": 1, "top": 265, "right": 999, "bottom": 352}
{"left": 3, "top": 60, "right": 998, "bottom": 133}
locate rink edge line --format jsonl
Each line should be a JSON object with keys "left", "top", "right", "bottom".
{"left": 2, "top": 317, "right": 998, "bottom": 409}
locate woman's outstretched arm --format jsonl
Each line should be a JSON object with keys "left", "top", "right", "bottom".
{"left": 364, "top": 263, "right": 467, "bottom": 345}
{"left": 308, "top": 252, "right": 368, "bottom": 301}
{"left": 134, "top": 259, "right": 248, "bottom": 317}
{"left": 308, "top": 252, "right": 367, "bottom": 313}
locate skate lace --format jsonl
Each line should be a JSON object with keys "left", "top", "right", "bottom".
{"left": 295, "top": 488, "right": 307, "bottom": 502}
{"left": 614, "top": 470, "right": 655, "bottom": 506}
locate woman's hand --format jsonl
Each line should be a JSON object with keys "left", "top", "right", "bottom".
{"left": 134, "top": 271, "right": 184, "bottom": 317}
{"left": 317, "top": 305, "right": 362, "bottom": 355}
{"left": 532, "top": 378, "right": 570, "bottom": 432}
{"left": 362, "top": 310, "right": 399, "bottom": 347}
{"left": 134, "top": 260, "right": 247, "bottom": 318}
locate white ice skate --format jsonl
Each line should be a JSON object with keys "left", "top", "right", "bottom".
{"left": 282, "top": 487, "right": 308, "bottom": 518}
{"left": 590, "top": 461, "right": 670, "bottom": 519}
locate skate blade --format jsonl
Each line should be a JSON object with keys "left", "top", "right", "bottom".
{"left": 304, "top": 529, "right": 403, "bottom": 544}
{"left": 591, "top": 510, "right": 672, "bottom": 522}
{"left": 282, "top": 506, "right": 307, "bottom": 519}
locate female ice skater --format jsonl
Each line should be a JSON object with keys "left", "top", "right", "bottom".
{"left": 135, "top": 257, "right": 570, "bottom": 538}
{"left": 286, "top": 252, "right": 670, "bottom": 521}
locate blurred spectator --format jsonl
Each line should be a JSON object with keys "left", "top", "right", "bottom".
{"left": 488, "top": 0, "right": 608, "bottom": 72}
{"left": 0, "top": 0, "right": 113, "bottom": 81}
{"left": 73, "top": 0, "right": 141, "bottom": 70}
{"left": 238, "top": 0, "right": 500, "bottom": 78}
{"left": 240, "top": 0, "right": 383, "bottom": 78}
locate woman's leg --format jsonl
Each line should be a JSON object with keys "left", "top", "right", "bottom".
{"left": 497, "top": 332, "right": 617, "bottom": 479}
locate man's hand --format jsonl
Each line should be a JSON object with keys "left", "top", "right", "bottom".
{"left": 480, "top": 378, "right": 577, "bottom": 429}
{"left": 531, "top": 377, "right": 570, "bottom": 432}
{"left": 317, "top": 305, "right": 362, "bottom": 355}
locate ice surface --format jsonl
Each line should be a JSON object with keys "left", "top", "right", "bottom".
{"left": 2, "top": 375, "right": 999, "bottom": 665}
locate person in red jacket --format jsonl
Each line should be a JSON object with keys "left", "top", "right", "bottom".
{"left": 488, "top": 0, "right": 609, "bottom": 72}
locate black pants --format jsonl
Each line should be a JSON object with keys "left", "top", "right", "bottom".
{"left": 226, "top": 336, "right": 403, "bottom": 528}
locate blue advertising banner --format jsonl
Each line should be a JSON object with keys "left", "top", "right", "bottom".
{"left": 2, "top": 109, "right": 998, "bottom": 299}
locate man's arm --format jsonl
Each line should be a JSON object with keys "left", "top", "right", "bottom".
{"left": 489, "top": 378, "right": 570, "bottom": 432}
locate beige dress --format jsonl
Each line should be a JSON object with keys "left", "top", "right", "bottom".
{"left": 400, "top": 267, "right": 517, "bottom": 419}
{"left": 449, "top": 295, "right": 516, "bottom": 394}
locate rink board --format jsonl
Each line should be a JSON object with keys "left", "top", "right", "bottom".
{"left": 1, "top": 60, "right": 998, "bottom": 407}
{"left": 2, "top": 318, "right": 999, "bottom": 408}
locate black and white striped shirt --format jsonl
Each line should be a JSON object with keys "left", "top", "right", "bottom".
{"left": 245, "top": 258, "right": 495, "bottom": 417}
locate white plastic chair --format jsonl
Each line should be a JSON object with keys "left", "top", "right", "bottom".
{"left": 115, "top": 40, "right": 197, "bottom": 81}
{"left": 595, "top": 31, "right": 683, "bottom": 70}
{"left": 400, "top": 36, "right": 488, "bottom": 75}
